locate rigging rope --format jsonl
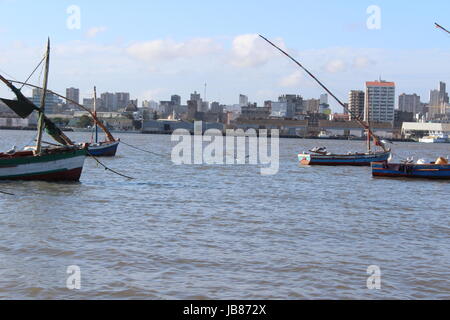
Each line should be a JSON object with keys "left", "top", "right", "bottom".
{"left": 20, "top": 56, "right": 46, "bottom": 90}
{"left": 120, "top": 140, "right": 169, "bottom": 158}
{"left": 86, "top": 150, "right": 135, "bottom": 180}
{"left": 0, "top": 189, "right": 15, "bottom": 196}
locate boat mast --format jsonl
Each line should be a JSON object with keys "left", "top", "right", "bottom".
{"left": 35, "top": 38, "right": 50, "bottom": 155}
{"left": 259, "top": 35, "right": 388, "bottom": 152}
{"left": 94, "top": 86, "right": 98, "bottom": 144}
{"left": 435, "top": 23, "right": 450, "bottom": 34}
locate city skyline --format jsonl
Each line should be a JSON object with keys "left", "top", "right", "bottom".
{"left": 0, "top": 1, "right": 449, "bottom": 111}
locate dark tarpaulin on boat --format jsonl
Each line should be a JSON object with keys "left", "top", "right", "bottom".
{"left": 43, "top": 117, "right": 72, "bottom": 145}
{"left": 0, "top": 79, "right": 73, "bottom": 146}
{"left": 0, "top": 98, "right": 36, "bottom": 118}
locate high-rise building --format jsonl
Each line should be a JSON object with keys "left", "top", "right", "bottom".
{"left": 66, "top": 87, "right": 79, "bottom": 108}
{"left": 210, "top": 102, "right": 223, "bottom": 114}
{"left": 171, "top": 95, "right": 181, "bottom": 106}
{"left": 278, "top": 95, "right": 304, "bottom": 118}
{"left": 116, "top": 92, "right": 130, "bottom": 110}
{"left": 399, "top": 93, "right": 421, "bottom": 114}
{"left": 189, "top": 91, "right": 203, "bottom": 112}
{"left": 348, "top": 90, "right": 365, "bottom": 120}
{"left": 239, "top": 94, "right": 248, "bottom": 107}
{"left": 101, "top": 92, "right": 117, "bottom": 112}
{"left": 304, "top": 98, "right": 320, "bottom": 113}
{"left": 320, "top": 94, "right": 328, "bottom": 105}
{"left": 364, "top": 80, "right": 395, "bottom": 123}
{"left": 31, "top": 88, "right": 62, "bottom": 114}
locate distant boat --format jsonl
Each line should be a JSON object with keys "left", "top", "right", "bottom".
{"left": 372, "top": 157, "right": 450, "bottom": 179}
{"left": 299, "top": 149, "right": 391, "bottom": 166}
{"left": 85, "top": 86, "right": 120, "bottom": 157}
{"left": 0, "top": 39, "right": 87, "bottom": 182}
{"left": 418, "top": 134, "right": 449, "bottom": 144}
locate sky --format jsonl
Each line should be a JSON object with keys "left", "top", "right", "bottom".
{"left": 0, "top": 0, "right": 449, "bottom": 111}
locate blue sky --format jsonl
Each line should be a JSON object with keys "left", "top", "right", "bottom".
{"left": 0, "top": 0, "right": 449, "bottom": 110}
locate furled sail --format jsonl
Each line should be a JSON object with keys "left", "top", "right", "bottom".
{"left": 0, "top": 74, "right": 73, "bottom": 146}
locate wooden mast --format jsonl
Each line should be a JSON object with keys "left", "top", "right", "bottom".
{"left": 35, "top": 38, "right": 50, "bottom": 155}
{"left": 94, "top": 86, "right": 98, "bottom": 143}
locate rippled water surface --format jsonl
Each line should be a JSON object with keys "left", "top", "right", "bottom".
{"left": 0, "top": 129, "right": 449, "bottom": 299}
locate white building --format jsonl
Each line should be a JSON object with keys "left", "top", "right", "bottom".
{"left": 365, "top": 80, "right": 395, "bottom": 123}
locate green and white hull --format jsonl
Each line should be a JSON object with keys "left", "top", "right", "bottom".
{"left": 0, "top": 148, "right": 87, "bottom": 181}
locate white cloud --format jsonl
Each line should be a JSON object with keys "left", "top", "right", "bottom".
{"left": 86, "top": 26, "right": 107, "bottom": 38}
{"left": 230, "top": 34, "right": 287, "bottom": 68}
{"left": 324, "top": 59, "right": 346, "bottom": 73}
{"left": 352, "top": 56, "right": 377, "bottom": 69}
{"left": 279, "top": 71, "right": 303, "bottom": 87}
{"left": 126, "top": 38, "right": 221, "bottom": 63}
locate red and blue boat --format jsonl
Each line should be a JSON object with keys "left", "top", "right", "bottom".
{"left": 372, "top": 158, "right": 450, "bottom": 179}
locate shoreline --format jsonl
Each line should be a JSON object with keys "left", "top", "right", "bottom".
{"left": 0, "top": 127, "right": 423, "bottom": 143}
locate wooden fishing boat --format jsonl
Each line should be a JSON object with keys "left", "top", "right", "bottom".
{"left": 0, "top": 146, "right": 87, "bottom": 181}
{"left": 258, "top": 35, "right": 392, "bottom": 166}
{"left": 88, "top": 140, "right": 120, "bottom": 157}
{"left": 372, "top": 159, "right": 450, "bottom": 179}
{"left": 299, "top": 150, "right": 391, "bottom": 166}
{"left": 86, "top": 86, "right": 120, "bottom": 157}
{"left": 0, "top": 39, "right": 87, "bottom": 182}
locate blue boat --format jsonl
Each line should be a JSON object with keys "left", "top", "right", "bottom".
{"left": 88, "top": 140, "right": 120, "bottom": 157}
{"left": 299, "top": 151, "right": 391, "bottom": 166}
{"left": 372, "top": 160, "right": 450, "bottom": 179}
{"left": 86, "top": 86, "right": 120, "bottom": 157}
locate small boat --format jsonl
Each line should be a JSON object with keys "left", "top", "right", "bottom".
{"left": 299, "top": 149, "right": 391, "bottom": 166}
{"left": 86, "top": 87, "right": 120, "bottom": 157}
{"left": 88, "top": 140, "right": 120, "bottom": 157}
{"left": 418, "top": 134, "right": 449, "bottom": 144}
{"left": 372, "top": 157, "right": 450, "bottom": 179}
{"left": 0, "top": 39, "right": 87, "bottom": 182}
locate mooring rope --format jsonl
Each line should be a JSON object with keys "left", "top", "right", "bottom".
{"left": 86, "top": 150, "right": 135, "bottom": 180}
{"left": 120, "top": 140, "right": 168, "bottom": 158}
{"left": 0, "top": 189, "right": 15, "bottom": 196}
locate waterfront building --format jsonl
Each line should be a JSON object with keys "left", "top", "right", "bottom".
{"left": 364, "top": 80, "right": 396, "bottom": 123}
{"left": 116, "top": 92, "right": 130, "bottom": 110}
{"left": 399, "top": 93, "right": 422, "bottom": 114}
{"left": 31, "top": 88, "right": 62, "bottom": 114}
{"left": 240, "top": 103, "right": 271, "bottom": 120}
{"left": 269, "top": 101, "right": 288, "bottom": 118}
{"left": 239, "top": 94, "right": 249, "bottom": 107}
{"left": 66, "top": 87, "right": 80, "bottom": 109}
{"left": 304, "top": 98, "right": 320, "bottom": 114}
{"left": 101, "top": 92, "right": 117, "bottom": 112}
{"left": 171, "top": 95, "right": 181, "bottom": 106}
{"left": 348, "top": 90, "right": 365, "bottom": 120}
{"left": 278, "top": 95, "right": 304, "bottom": 118}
